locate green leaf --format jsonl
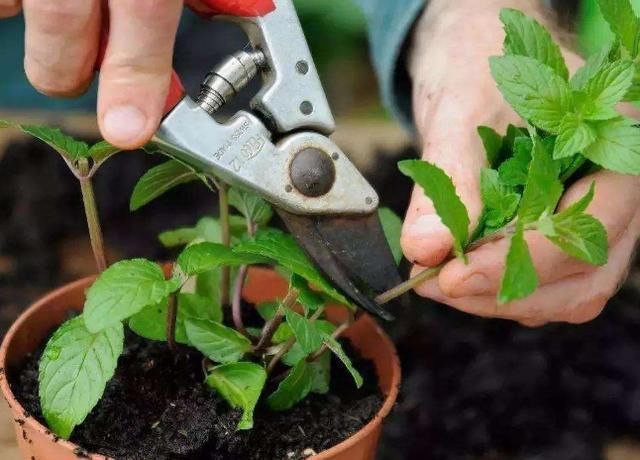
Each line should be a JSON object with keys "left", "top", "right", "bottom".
{"left": 583, "top": 60, "right": 635, "bottom": 109}
{"left": 378, "top": 208, "right": 403, "bottom": 264}
{"left": 228, "top": 188, "right": 273, "bottom": 226}
{"left": 39, "top": 316, "right": 123, "bottom": 439}
{"left": 537, "top": 183, "right": 608, "bottom": 266}
{"left": 498, "top": 136, "right": 533, "bottom": 186}
{"left": 283, "top": 321, "right": 337, "bottom": 366}
{"left": 185, "top": 318, "right": 252, "bottom": 364}
{"left": 480, "top": 169, "right": 520, "bottom": 230}
{"left": 539, "top": 213, "right": 608, "bottom": 266}
{"left": 398, "top": 160, "right": 470, "bottom": 257}
{"left": 285, "top": 309, "right": 323, "bottom": 354}
{"left": 583, "top": 117, "right": 640, "bottom": 174}
{"left": 129, "top": 293, "right": 221, "bottom": 344}
{"left": 18, "top": 124, "right": 90, "bottom": 161}
{"left": 267, "top": 360, "right": 314, "bottom": 411}
{"left": 553, "top": 113, "right": 597, "bottom": 159}
{"left": 88, "top": 141, "right": 121, "bottom": 163}
{"left": 177, "top": 242, "right": 267, "bottom": 276}
{"left": 571, "top": 45, "right": 612, "bottom": 90}
{"left": 206, "top": 362, "right": 267, "bottom": 430}
{"left": 309, "top": 352, "right": 331, "bottom": 394}
{"left": 518, "top": 138, "right": 563, "bottom": 224}
{"left": 498, "top": 228, "right": 538, "bottom": 304}
{"left": 257, "top": 301, "right": 279, "bottom": 321}
{"left": 477, "top": 126, "right": 504, "bottom": 167}
{"left": 84, "top": 259, "right": 180, "bottom": 333}
{"left": 490, "top": 55, "right": 573, "bottom": 133}
{"left": 159, "top": 216, "right": 246, "bottom": 248}
{"left": 598, "top": 0, "right": 640, "bottom": 57}
{"left": 233, "top": 229, "right": 352, "bottom": 306}
{"left": 624, "top": 66, "right": 640, "bottom": 101}
{"left": 130, "top": 160, "right": 202, "bottom": 211}
{"left": 290, "top": 275, "right": 325, "bottom": 314}
{"left": 500, "top": 8, "right": 569, "bottom": 79}
{"left": 321, "top": 333, "right": 362, "bottom": 388}
{"left": 159, "top": 227, "right": 200, "bottom": 248}
{"left": 272, "top": 323, "right": 294, "bottom": 343}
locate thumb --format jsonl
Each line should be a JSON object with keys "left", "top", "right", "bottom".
{"left": 401, "top": 120, "right": 486, "bottom": 267}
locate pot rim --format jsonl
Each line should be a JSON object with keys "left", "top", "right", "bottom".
{"left": 0, "top": 273, "right": 400, "bottom": 460}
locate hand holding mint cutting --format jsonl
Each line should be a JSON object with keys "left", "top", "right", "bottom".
{"left": 402, "top": 0, "right": 640, "bottom": 326}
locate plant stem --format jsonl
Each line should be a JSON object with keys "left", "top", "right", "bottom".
{"left": 77, "top": 159, "right": 107, "bottom": 272}
{"left": 375, "top": 222, "right": 521, "bottom": 306}
{"left": 254, "top": 288, "right": 299, "bottom": 355}
{"left": 166, "top": 294, "right": 178, "bottom": 352}
{"left": 218, "top": 183, "right": 231, "bottom": 308}
{"left": 232, "top": 265, "right": 249, "bottom": 337}
{"left": 266, "top": 307, "right": 324, "bottom": 373}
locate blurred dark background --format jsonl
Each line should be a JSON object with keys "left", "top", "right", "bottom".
{"left": 3, "top": 1, "right": 640, "bottom": 459}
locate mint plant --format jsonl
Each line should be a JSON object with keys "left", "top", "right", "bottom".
{"left": 380, "top": 2, "right": 640, "bottom": 305}
{"left": 0, "top": 121, "right": 121, "bottom": 272}
{"left": 35, "top": 142, "right": 402, "bottom": 437}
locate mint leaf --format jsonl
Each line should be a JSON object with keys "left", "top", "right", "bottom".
{"left": 205, "top": 362, "right": 267, "bottom": 430}
{"left": 571, "top": 46, "right": 612, "bottom": 90}
{"left": 498, "top": 136, "right": 533, "bottom": 186}
{"left": 598, "top": 0, "right": 640, "bottom": 57}
{"left": 398, "top": 160, "right": 470, "bottom": 257}
{"left": 500, "top": 8, "right": 569, "bottom": 79}
{"left": 538, "top": 184, "right": 608, "bottom": 266}
{"left": 321, "top": 333, "right": 363, "bottom": 388}
{"left": 285, "top": 309, "right": 323, "bottom": 354}
{"left": 309, "top": 352, "right": 331, "bottom": 394}
{"left": 560, "top": 182, "right": 596, "bottom": 216}
{"left": 539, "top": 213, "right": 608, "bottom": 266}
{"left": 553, "top": 113, "right": 597, "bottom": 159}
{"left": 583, "top": 117, "right": 640, "bottom": 174}
{"left": 228, "top": 188, "right": 273, "bottom": 227}
{"left": 584, "top": 60, "right": 635, "bottom": 109}
{"left": 177, "top": 242, "right": 267, "bottom": 276}
{"left": 19, "top": 124, "right": 89, "bottom": 161}
{"left": 88, "top": 141, "right": 121, "bottom": 163}
{"left": 159, "top": 216, "right": 245, "bottom": 248}
{"left": 272, "top": 323, "right": 294, "bottom": 343}
{"left": 378, "top": 208, "right": 403, "bottom": 264}
{"left": 290, "top": 275, "right": 325, "bottom": 315}
{"left": 477, "top": 126, "right": 504, "bottom": 167}
{"left": 129, "top": 293, "right": 221, "bottom": 344}
{"left": 84, "top": 260, "right": 180, "bottom": 333}
{"left": 480, "top": 169, "right": 520, "bottom": 230}
{"left": 130, "top": 160, "right": 203, "bottom": 211}
{"left": 39, "top": 316, "right": 123, "bottom": 439}
{"left": 185, "top": 318, "right": 252, "bottom": 364}
{"left": 234, "top": 229, "right": 352, "bottom": 306}
{"left": 498, "top": 228, "right": 538, "bottom": 304}
{"left": 283, "top": 321, "right": 337, "bottom": 366}
{"left": 518, "top": 138, "right": 563, "bottom": 224}
{"left": 490, "top": 55, "right": 572, "bottom": 133}
{"left": 266, "top": 360, "right": 314, "bottom": 411}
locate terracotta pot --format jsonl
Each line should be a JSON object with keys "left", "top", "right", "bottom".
{"left": 1, "top": 267, "right": 401, "bottom": 460}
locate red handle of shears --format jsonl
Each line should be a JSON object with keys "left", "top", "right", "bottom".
{"left": 96, "top": 0, "right": 275, "bottom": 116}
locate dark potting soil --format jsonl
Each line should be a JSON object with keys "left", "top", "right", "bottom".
{"left": 9, "top": 329, "right": 383, "bottom": 460}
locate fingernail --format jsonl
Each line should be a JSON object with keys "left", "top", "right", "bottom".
{"left": 405, "top": 214, "right": 449, "bottom": 238}
{"left": 103, "top": 105, "right": 146, "bottom": 144}
{"left": 451, "top": 272, "right": 490, "bottom": 297}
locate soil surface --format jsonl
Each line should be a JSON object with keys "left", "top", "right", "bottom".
{"left": 9, "top": 330, "right": 382, "bottom": 460}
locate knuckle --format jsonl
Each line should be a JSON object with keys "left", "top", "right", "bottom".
{"left": 25, "top": 59, "right": 90, "bottom": 96}
{"left": 27, "top": 0, "right": 94, "bottom": 34}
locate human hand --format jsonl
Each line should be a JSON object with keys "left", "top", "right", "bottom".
{"left": 0, "top": 0, "right": 273, "bottom": 149}
{"left": 401, "top": 0, "right": 640, "bottom": 326}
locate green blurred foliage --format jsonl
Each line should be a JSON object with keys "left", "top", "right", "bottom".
{"left": 578, "top": 0, "right": 640, "bottom": 56}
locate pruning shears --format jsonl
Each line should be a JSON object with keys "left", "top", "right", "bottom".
{"left": 141, "top": 0, "right": 401, "bottom": 319}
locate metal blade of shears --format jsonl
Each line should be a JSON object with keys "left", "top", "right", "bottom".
{"left": 277, "top": 209, "right": 401, "bottom": 321}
